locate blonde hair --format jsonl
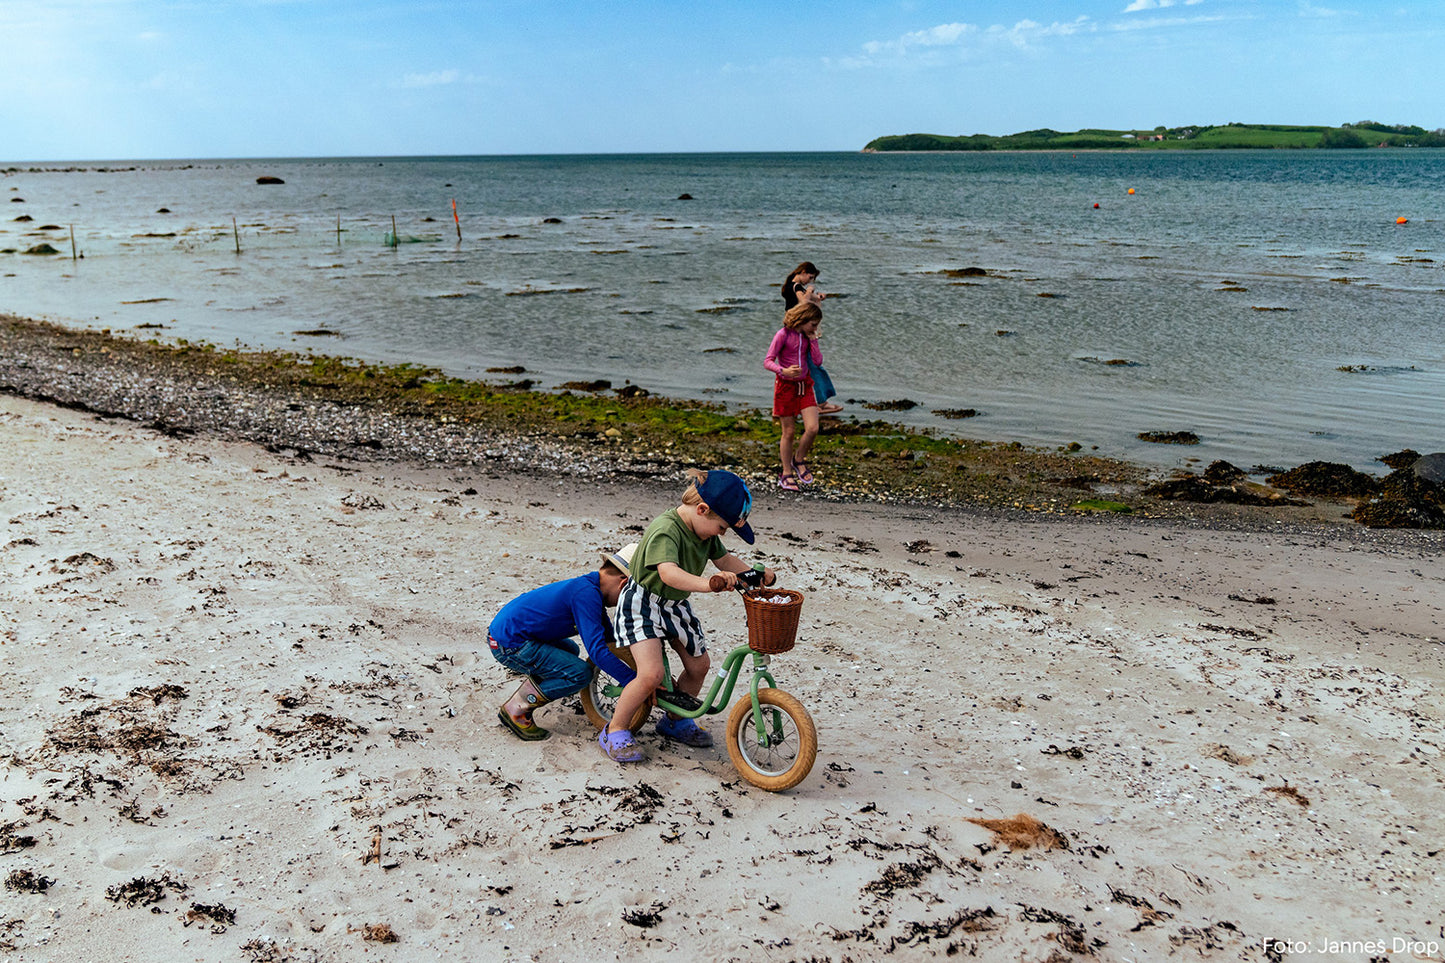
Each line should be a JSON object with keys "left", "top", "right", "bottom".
{"left": 783, "top": 301, "right": 821, "bottom": 332}
{"left": 681, "top": 468, "right": 712, "bottom": 514}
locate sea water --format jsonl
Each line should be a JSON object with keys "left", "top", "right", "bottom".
{"left": 2, "top": 150, "right": 1442, "bottom": 471}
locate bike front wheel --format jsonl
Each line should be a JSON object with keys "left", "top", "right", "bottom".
{"left": 725, "top": 688, "right": 817, "bottom": 792}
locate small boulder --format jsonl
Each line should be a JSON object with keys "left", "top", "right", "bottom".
{"left": 255, "top": 176, "right": 285, "bottom": 185}
{"left": 1413, "top": 452, "right": 1445, "bottom": 485}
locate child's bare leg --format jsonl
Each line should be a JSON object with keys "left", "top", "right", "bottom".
{"left": 778, "top": 417, "right": 797, "bottom": 475}
{"left": 609, "top": 638, "right": 663, "bottom": 734}
{"left": 656, "top": 640, "right": 715, "bottom": 747}
{"left": 671, "top": 642, "right": 711, "bottom": 700}
{"left": 794, "top": 406, "right": 821, "bottom": 464}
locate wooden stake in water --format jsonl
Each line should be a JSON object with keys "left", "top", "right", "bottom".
{"left": 337, "top": 215, "right": 342, "bottom": 248}
{"left": 70, "top": 224, "right": 77, "bottom": 261}
{"left": 389, "top": 215, "right": 399, "bottom": 248}
{"left": 233, "top": 217, "right": 241, "bottom": 254}
{"left": 452, "top": 198, "right": 461, "bottom": 241}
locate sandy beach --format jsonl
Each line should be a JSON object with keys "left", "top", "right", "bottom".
{"left": 3, "top": 383, "right": 1444, "bottom": 962}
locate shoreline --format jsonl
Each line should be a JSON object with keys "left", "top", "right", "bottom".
{"left": 3, "top": 312, "right": 1424, "bottom": 537}
{"left": 2, "top": 385, "right": 1442, "bottom": 960}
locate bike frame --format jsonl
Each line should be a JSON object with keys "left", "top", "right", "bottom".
{"left": 599, "top": 643, "right": 782, "bottom": 740}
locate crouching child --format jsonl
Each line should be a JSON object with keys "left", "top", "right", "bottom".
{"left": 488, "top": 545, "right": 637, "bottom": 741}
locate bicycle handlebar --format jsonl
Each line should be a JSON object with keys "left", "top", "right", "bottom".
{"left": 708, "top": 566, "right": 775, "bottom": 593}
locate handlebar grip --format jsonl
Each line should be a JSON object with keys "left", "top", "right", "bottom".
{"left": 708, "top": 574, "right": 730, "bottom": 593}
{"left": 762, "top": 570, "right": 776, "bottom": 587}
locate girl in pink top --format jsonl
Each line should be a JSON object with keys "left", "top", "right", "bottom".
{"left": 764, "top": 301, "right": 823, "bottom": 490}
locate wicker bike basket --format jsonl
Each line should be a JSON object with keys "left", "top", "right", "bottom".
{"left": 741, "top": 588, "right": 804, "bottom": 654}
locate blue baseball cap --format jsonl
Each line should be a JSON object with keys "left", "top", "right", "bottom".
{"left": 696, "top": 470, "right": 755, "bottom": 544}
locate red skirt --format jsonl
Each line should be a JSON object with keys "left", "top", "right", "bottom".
{"left": 773, "top": 377, "right": 817, "bottom": 418}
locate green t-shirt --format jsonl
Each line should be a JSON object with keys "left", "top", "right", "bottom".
{"left": 633, "top": 508, "right": 726, "bottom": 601}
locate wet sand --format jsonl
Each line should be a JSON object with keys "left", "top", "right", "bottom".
{"left": 3, "top": 380, "right": 1443, "bottom": 960}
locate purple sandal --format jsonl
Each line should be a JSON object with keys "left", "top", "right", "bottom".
{"left": 598, "top": 727, "right": 644, "bottom": 763}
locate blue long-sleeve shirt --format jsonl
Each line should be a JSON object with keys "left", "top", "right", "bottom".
{"left": 487, "top": 572, "right": 636, "bottom": 684}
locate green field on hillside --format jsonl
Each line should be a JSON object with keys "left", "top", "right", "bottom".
{"left": 864, "top": 122, "right": 1444, "bottom": 151}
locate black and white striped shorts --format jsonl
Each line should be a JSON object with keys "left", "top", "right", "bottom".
{"left": 613, "top": 581, "right": 707, "bottom": 656}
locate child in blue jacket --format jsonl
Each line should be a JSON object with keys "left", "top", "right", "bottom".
{"left": 488, "top": 545, "right": 636, "bottom": 741}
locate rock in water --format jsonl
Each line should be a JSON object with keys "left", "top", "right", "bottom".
{"left": 1413, "top": 453, "right": 1445, "bottom": 484}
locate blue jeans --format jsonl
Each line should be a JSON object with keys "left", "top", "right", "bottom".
{"left": 490, "top": 637, "right": 593, "bottom": 700}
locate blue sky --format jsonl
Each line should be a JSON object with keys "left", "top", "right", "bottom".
{"left": 2, "top": 0, "right": 1440, "bottom": 160}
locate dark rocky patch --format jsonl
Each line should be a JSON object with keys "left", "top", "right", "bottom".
{"left": 558, "top": 379, "right": 611, "bottom": 392}
{"left": 1379, "top": 449, "right": 1420, "bottom": 470}
{"left": 1138, "top": 430, "right": 1199, "bottom": 445}
{"left": 863, "top": 399, "right": 920, "bottom": 411}
{"left": 933, "top": 408, "right": 978, "bottom": 419}
{"left": 1267, "top": 462, "right": 1378, "bottom": 498}
{"left": 1202, "top": 460, "right": 1246, "bottom": 485}
{"left": 255, "top": 176, "right": 284, "bottom": 185}
{"left": 1350, "top": 462, "right": 1445, "bottom": 528}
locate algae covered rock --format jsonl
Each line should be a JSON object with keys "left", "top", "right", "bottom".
{"left": 1266, "top": 461, "right": 1378, "bottom": 498}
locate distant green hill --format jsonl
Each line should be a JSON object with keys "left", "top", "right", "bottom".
{"left": 864, "top": 122, "right": 1445, "bottom": 151}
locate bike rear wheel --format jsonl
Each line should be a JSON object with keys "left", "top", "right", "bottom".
{"left": 580, "top": 664, "right": 653, "bottom": 734}
{"left": 725, "top": 688, "right": 817, "bottom": 792}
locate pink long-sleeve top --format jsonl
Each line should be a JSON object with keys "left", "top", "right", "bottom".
{"left": 764, "top": 328, "right": 822, "bottom": 382}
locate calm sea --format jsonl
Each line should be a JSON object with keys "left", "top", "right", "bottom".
{"left": 3, "top": 151, "right": 1442, "bottom": 472}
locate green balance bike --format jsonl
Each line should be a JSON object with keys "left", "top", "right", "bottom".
{"left": 581, "top": 568, "right": 818, "bottom": 792}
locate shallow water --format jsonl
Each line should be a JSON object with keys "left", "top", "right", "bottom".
{"left": 2, "top": 151, "right": 1442, "bottom": 471}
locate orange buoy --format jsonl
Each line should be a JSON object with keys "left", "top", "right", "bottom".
{"left": 1396, "top": 216, "right": 1409, "bottom": 224}
{"left": 1127, "top": 187, "right": 1135, "bottom": 195}
{"left": 1093, "top": 203, "right": 1100, "bottom": 209}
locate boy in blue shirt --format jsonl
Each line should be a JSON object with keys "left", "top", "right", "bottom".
{"left": 489, "top": 545, "right": 637, "bottom": 741}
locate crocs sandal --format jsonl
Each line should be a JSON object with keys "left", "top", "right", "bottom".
{"left": 656, "top": 715, "right": 714, "bottom": 748}
{"left": 794, "top": 461, "right": 814, "bottom": 485}
{"left": 598, "top": 726, "right": 645, "bottom": 763}
{"left": 778, "top": 472, "right": 801, "bottom": 492}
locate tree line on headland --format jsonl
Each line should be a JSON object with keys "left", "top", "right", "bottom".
{"left": 864, "top": 121, "right": 1445, "bottom": 151}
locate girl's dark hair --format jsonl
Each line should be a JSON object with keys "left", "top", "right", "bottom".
{"left": 782, "top": 262, "right": 820, "bottom": 308}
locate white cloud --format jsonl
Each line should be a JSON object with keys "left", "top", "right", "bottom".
{"left": 401, "top": 69, "right": 461, "bottom": 88}
{"left": 1110, "top": 13, "right": 1225, "bottom": 30}
{"left": 862, "top": 21, "right": 976, "bottom": 56}
{"left": 1123, "top": 0, "right": 1204, "bottom": 11}
{"left": 859, "top": 15, "right": 1092, "bottom": 59}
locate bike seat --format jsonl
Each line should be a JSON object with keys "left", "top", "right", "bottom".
{"left": 655, "top": 687, "right": 702, "bottom": 711}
